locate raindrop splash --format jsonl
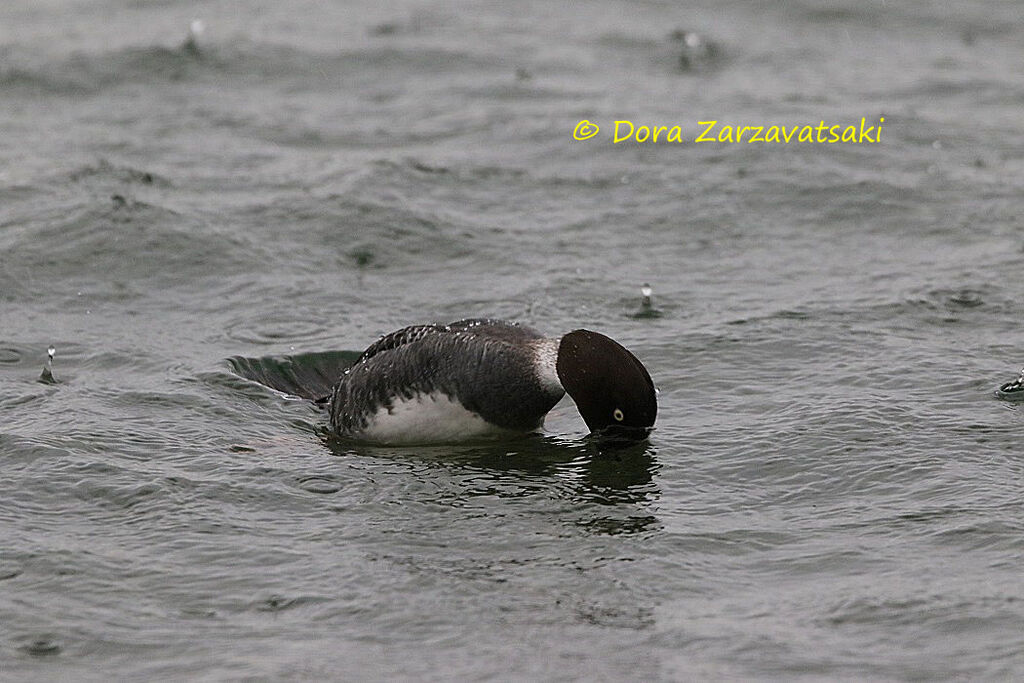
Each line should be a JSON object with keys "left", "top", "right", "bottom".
{"left": 631, "top": 283, "right": 662, "bottom": 320}
{"left": 183, "top": 18, "right": 205, "bottom": 56}
{"left": 641, "top": 283, "right": 653, "bottom": 309}
{"left": 39, "top": 345, "right": 58, "bottom": 384}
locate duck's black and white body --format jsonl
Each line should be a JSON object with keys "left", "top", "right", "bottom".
{"left": 327, "top": 319, "right": 657, "bottom": 444}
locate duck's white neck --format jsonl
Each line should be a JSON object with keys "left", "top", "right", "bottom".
{"left": 532, "top": 338, "right": 564, "bottom": 395}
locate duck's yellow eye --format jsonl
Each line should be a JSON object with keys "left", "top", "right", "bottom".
{"left": 613, "top": 408, "right": 624, "bottom": 422}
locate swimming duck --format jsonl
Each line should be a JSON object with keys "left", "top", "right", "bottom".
{"left": 326, "top": 319, "right": 657, "bottom": 444}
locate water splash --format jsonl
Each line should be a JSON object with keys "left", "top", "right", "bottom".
{"left": 38, "top": 345, "right": 58, "bottom": 384}
{"left": 996, "top": 367, "right": 1024, "bottom": 401}
{"left": 668, "top": 29, "right": 721, "bottom": 72}
{"left": 182, "top": 19, "right": 205, "bottom": 57}
{"left": 631, "top": 283, "right": 663, "bottom": 319}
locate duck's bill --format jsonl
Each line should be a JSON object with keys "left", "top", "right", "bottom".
{"left": 589, "top": 424, "right": 654, "bottom": 443}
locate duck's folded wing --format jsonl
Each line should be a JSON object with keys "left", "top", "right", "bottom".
{"left": 445, "top": 318, "right": 545, "bottom": 343}
{"left": 355, "top": 324, "right": 447, "bottom": 364}
{"left": 357, "top": 319, "right": 542, "bottom": 364}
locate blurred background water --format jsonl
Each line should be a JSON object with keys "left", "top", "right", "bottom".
{"left": 1, "top": 0, "right": 1023, "bottom": 679}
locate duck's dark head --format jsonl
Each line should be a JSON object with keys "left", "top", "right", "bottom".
{"left": 556, "top": 329, "right": 657, "bottom": 438}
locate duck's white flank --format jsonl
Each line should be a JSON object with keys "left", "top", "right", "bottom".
{"left": 360, "top": 391, "right": 518, "bottom": 445}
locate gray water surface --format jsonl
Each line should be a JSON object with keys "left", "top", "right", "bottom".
{"left": 2, "top": 0, "right": 1023, "bottom": 680}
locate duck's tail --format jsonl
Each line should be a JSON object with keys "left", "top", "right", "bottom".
{"left": 227, "top": 350, "right": 360, "bottom": 404}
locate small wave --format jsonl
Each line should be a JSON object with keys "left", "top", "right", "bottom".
{"left": 8, "top": 39, "right": 508, "bottom": 96}
{"left": 897, "top": 284, "right": 1013, "bottom": 318}
{"left": 16, "top": 634, "right": 62, "bottom": 657}
{"left": 253, "top": 593, "right": 331, "bottom": 613}
{"left": 65, "top": 159, "right": 171, "bottom": 188}
{"left": 3, "top": 197, "right": 256, "bottom": 288}
{"left": 0, "top": 64, "right": 94, "bottom": 95}
{"left": 0, "top": 43, "right": 207, "bottom": 95}
{"left": 245, "top": 189, "right": 497, "bottom": 273}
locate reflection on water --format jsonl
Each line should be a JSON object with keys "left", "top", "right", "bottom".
{"left": 323, "top": 431, "right": 661, "bottom": 518}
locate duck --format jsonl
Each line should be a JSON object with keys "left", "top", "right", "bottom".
{"left": 325, "top": 318, "right": 657, "bottom": 444}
